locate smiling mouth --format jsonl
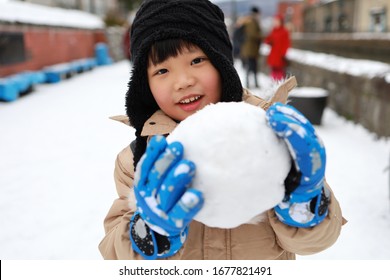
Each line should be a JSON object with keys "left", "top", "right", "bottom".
{"left": 179, "top": 95, "right": 202, "bottom": 104}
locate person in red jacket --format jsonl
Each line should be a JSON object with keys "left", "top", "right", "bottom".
{"left": 264, "top": 14, "right": 290, "bottom": 81}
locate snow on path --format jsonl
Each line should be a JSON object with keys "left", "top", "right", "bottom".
{"left": 0, "top": 60, "right": 389, "bottom": 259}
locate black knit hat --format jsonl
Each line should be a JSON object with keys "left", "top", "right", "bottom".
{"left": 126, "top": 0, "right": 243, "bottom": 165}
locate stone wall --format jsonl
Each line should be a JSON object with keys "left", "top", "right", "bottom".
{"left": 291, "top": 33, "right": 390, "bottom": 64}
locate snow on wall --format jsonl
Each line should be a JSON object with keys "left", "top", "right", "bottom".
{"left": 0, "top": 1, "right": 104, "bottom": 29}
{"left": 261, "top": 44, "right": 390, "bottom": 81}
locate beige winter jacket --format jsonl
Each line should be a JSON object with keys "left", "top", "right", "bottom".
{"left": 99, "top": 78, "right": 346, "bottom": 260}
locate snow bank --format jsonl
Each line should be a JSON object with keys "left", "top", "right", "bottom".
{"left": 289, "top": 87, "right": 329, "bottom": 98}
{"left": 0, "top": 1, "right": 104, "bottom": 29}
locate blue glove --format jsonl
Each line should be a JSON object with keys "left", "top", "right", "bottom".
{"left": 266, "top": 102, "right": 330, "bottom": 228}
{"left": 130, "top": 135, "right": 204, "bottom": 259}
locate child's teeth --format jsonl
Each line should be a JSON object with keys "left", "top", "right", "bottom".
{"left": 181, "top": 96, "right": 200, "bottom": 104}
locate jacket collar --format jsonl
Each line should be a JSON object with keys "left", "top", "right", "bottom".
{"left": 141, "top": 110, "right": 178, "bottom": 136}
{"left": 109, "top": 110, "right": 177, "bottom": 136}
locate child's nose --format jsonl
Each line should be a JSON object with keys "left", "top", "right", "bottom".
{"left": 174, "top": 71, "right": 195, "bottom": 91}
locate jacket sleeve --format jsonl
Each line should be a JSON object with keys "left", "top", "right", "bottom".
{"left": 98, "top": 146, "right": 145, "bottom": 260}
{"left": 267, "top": 181, "right": 347, "bottom": 255}
{"left": 264, "top": 31, "right": 273, "bottom": 46}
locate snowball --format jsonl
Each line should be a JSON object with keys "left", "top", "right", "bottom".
{"left": 167, "top": 102, "right": 291, "bottom": 229}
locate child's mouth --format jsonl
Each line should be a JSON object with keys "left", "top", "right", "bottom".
{"left": 179, "top": 95, "right": 201, "bottom": 104}
{"left": 178, "top": 95, "right": 203, "bottom": 112}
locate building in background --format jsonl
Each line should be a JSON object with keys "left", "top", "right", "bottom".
{"left": 277, "top": 1, "right": 305, "bottom": 32}
{"left": 303, "top": 0, "right": 390, "bottom": 33}
{"left": 355, "top": 0, "right": 389, "bottom": 32}
{"left": 0, "top": 1, "right": 107, "bottom": 77}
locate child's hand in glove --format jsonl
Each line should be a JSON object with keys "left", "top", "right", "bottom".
{"left": 266, "top": 102, "right": 330, "bottom": 228}
{"left": 130, "top": 135, "right": 203, "bottom": 259}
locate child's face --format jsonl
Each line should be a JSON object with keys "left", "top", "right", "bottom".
{"left": 147, "top": 45, "right": 222, "bottom": 122}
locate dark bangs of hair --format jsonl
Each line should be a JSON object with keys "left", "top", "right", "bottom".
{"left": 148, "top": 39, "right": 197, "bottom": 66}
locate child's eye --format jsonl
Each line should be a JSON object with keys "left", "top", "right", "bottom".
{"left": 191, "top": 57, "right": 206, "bottom": 65}
{"left": 155, "top": 68, "right": 168, "bottom": 75}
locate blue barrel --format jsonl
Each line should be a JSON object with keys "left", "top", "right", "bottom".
{"left": 0, "top": 77, "right": 20, "bottom": 101}
{"left": 95, "top": 43, "right": 113, "bottom": 66}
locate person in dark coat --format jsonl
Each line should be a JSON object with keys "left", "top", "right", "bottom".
{"left": 239, "top": 6, "right": 262, "bottom": 88}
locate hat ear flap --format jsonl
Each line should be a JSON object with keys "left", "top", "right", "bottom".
{"left": 126, "top": 51, "right": 159, "bottom": 133}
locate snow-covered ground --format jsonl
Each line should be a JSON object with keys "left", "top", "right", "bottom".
{"left": 1, "top": 58, "right": 390, "bottom": 260}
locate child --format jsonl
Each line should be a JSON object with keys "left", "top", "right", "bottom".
{"left": 264, "top": 14, "right": 291, "bottom": 81}
{"left": 99, "top": 0, "right": 345, "bottom": 260}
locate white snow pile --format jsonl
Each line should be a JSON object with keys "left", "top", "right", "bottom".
{"left": 0, "top": 1, "right": 104, "bottom": 29}
{"left": 167, "top": 102, "right": 291, "bottom": 229}
{"left": 289, "top": 87, "right": 329, "bottom": 98}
